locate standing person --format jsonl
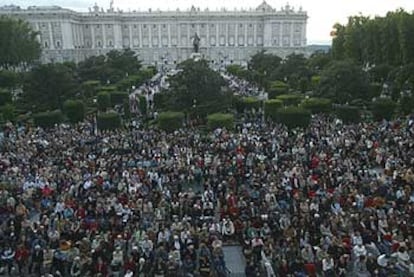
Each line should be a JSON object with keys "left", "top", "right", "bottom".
{"left": 15, "top": 243, "right": 29, "bottom": 275}
{"left": 322, "top": 255, "right": 335, "bottom": 276}
{"left": 29, "top": 245, "right": 44, "bottom": 276}
{"left": 1, "top": 244, "right": 15, "bottom": 276}
{"left": 70, "top": 256, "right": 82, "bottom": 277}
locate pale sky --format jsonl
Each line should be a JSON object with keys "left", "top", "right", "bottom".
{"left": 4, "top": 0, "right": 414, "bottom": 44}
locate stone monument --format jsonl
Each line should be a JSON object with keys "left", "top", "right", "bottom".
{"left": 191, "top": 32, "right": 202, "bottom": 61}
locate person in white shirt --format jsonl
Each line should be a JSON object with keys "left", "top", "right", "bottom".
{"left": 391, "top": 246, "right": 412, "bottom": 273}
{"left": 322, "top": 255, "right": 334, "bottom": 275}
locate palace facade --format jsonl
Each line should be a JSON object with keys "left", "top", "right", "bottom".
{"left": 0, "top": 1, "right": 307, "bottom": 66}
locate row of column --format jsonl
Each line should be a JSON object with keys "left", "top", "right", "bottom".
{"left": 112, "top": 22, "right": 262, "bottom": 49}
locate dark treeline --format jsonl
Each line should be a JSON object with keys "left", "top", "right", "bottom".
{"left": 332, "top": 9, "right": 414, "bottom": 66}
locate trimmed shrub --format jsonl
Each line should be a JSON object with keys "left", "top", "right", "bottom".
{"left": 399, "top": 96, "right": 414, "bottom": 115}
{"left": 33, "top": 110, "right": 63, "bottom": 128}
{"left": 371, "top": 98, "right": 396, "bottom": 121}
{"left": 311, "top": 75, "right": 321, "bottom": 90}
{"left": 237, "top": 97, "right": 261, "bottom": 111}
{"left": 110, "top": 91, "right": 129, "bottom": 105}
{"left": 123, "top": 100, "right": 131, "bottom": 119}
{"left": 0, "top": 104, "right": 16, "bottom": 122}
{"left": 63, "top": 100, "right": 85, "bottom": 123}
{"left": 139, "top": 96, "right": 147, "bottom": 115}
{"left": 300, "top": 97, "right": 332, "bottom": 114}
{"left": 100, "top": 85, "right": 117, "bottom": 93}
{"left": 268, "top": 81, "right": 289, "bottom": 99}
{"left": 0, "top": 89, "right": 12, "bottom": 106}
{"left": 275, "top": 106, "right": 311, "bottom": 128}
{"left": 276, "top": 94, "right": 303, "bottom": 106}
{"left": 368, "top": 82, "right": 383, "bottom": 99}
{"left": 97, "top": 92, "right": 111, "bottom": 111}
{"left": 158, "top": 111, "right": 184, "bottom": 132}
{"left": 335, "top": 105, "right": 361, "bottom": 124}
{"left": 264, "top": 99, "right": 283, "bottom": 120}
{"left": 207, "top": 113, "right": 234, "bottom": 130}
{"left": 97, "top": 111, "right": 121, "bottom": 130}
{"left": 81, "top": 80, "right": 101, "bottom": 98}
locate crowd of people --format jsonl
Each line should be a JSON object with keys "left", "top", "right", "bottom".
{"left": 223, "top": 74, "right": 267, "bottom": 100}
{"left": 0, "top": 106, "right": 413, "bottom": 277}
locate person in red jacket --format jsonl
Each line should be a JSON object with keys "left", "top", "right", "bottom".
{"left": 15, "top": 244, "right": 29, "bottom": 275}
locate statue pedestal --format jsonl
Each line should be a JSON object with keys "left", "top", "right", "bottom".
{"left": 190, "top": 52, "right": 202, "bottom": 61}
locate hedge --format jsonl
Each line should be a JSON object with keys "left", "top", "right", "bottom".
{"left": 264, "top": 99, "right": 283, "bottom": 120}
{"left": 268, "top": 81, "right": 289, "bottom": 99}
{"left": 399, "top": 96, "right": 414, "bottom": 115}
{"left": 0, "top": 89, "right": 12, "bottom": 106}
{"left": 0, "top": 104, "right": 15, "bottom": 122}
{"left": 300, "top": 98, "right": 332, "bottom": 114}
{"left": 100, "top": 85, "right": 117, "bottom": 93}
{"left": 110, "top": 91, "right": 129, "bottom": 105}
{"left": 276, "top": 94, "right": 303, "bottom": 106}
{"left": 63, "top": 100, "right": 85, "bottom": 123}
{"left": 33, "top": 110, "right": 63, "bottom": 128}
{"left": 97, "top": 111, "right": 122, "bottom": 130}
{"left": 335, "top": 105, "right": 361, "bottom": 123}
{"left": 81, "top": 80, "right": 101, "bottom": 98}
{"left": 139, "top": 96, "right": 147, "bottom": 115}
{"left": 157, "top": 111, "right": 184, "bottom": 132}
{"left": 97, "top": 92, "right": 111, "bottom": 111}
{"left": 371, "top": 98, "right": 396, "bottom": 121}
{"left": 123, "top": 100, "right": 131, "bottom": 119}
{"left": 275, "top": 106, "right": 311, "bottom": 128}
{"left": 236, "top": 97, "right": 261, "bottom": 112}
{"left": 207, "top": 113, "right": 234, "bottom": 130}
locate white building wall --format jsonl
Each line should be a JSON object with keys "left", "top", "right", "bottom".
{"left": 0, "top": 3, "right": 308, "bottom": 66}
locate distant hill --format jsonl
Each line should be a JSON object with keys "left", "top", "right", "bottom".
{"left": 307, "top": 44, "right": 331, "bottom": 54}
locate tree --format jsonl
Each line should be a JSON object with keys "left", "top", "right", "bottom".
{"left": 77, "top": 49, "right": 142, "bottom": 83}
{"left": 248, "top": 50, "right": 282, "bottom": 74}
{"left": 63, "top": 100, "right": 85, "bottom": 123}
{"left": 248, "top": 51, "right": 282, "bottom": 88}
{"left": 0, "top": 17, "right": 41, "bottom": 69}
{"left": 371, "top": 98, "right": 397, "bottom": 121}
{"left": 317, "top": 60, "right": 369, "bottom": 104}
{"left": 307, "top": 51, "right": 332, "bottom": 73}
{"left": 0, "top": 70, "right": 21, "bottom": 88}
{"left": 23, "top": 63, "right": 78, "bottom": 111}
{"left": 167, "top": 59, "right": 229, "bottom": 115}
